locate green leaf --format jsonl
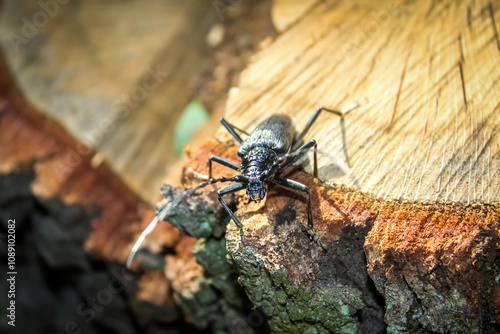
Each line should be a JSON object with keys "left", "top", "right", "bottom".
{"left": 174, "top": 98, "right": 209, "bottom": 155}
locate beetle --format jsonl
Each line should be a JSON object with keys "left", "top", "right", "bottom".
{"left": 127, "top": 104, "right": 358, "bottom": 268}
{"left": 207, "top": 104, "right": 358, "bottom": 250}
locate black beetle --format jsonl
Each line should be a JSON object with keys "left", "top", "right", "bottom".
{"left": 207, "top": 104, "right": 358, "bottom": 250}
{"left": 127, "top": 104, "right": 358, "bottom": 268}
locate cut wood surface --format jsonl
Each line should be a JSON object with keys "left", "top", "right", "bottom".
{"left": 221, "top": 0, "right": 500, "bottom": 205}
{"left": 0, "top": 0, "right": 244, "bottom": 204}
{"left": 0, "top": 0, "right": 213, "bottom": 204}
{"left": 1, "top": 0, "right": 498, "bottom": 205}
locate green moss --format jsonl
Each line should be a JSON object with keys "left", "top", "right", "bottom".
{"left": 165, "top": 199, "right": 260, "bottom": 333}
{"left": 193, "top": 238, "right": 232, "bottom": 276}
{"left": 230, "top": 249, "right": 364, "bottom": 333}
{"left": 386, "top": 283, "right": 482, "bottom": 334}
{"left": 160, "top": 185, "right": 227, "bottom": 239}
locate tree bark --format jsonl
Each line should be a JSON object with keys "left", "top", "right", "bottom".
{"left": 193, "top": 0, "right": 500, "bottom": 332}
{"left": 180, "top": 139, "right": 499, "bottom": 333}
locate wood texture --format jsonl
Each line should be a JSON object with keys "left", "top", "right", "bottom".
{"left": 181, "top": 140, "right": 499, "bottom": 332}
{"left": 1, "top": 0, "right": 498, "bottom": 205}
{"left": 0, "top": 0, "right": 274, "bottom": 204}
{"left": 0, "top": 0, "right": 218, "bottom": 204}
{"left": 0, "top": 52, "right": 190, "bottom": 332}
{"left": 221, "top": 0, "right": 500, "bottom": 205}
{"left": 271, "top": 0, "right": 317, "bottom": 32}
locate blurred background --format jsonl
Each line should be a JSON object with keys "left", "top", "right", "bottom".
{"left": 0, "top": 0, "right": 275, "bottom": 333}
{"left": 0, "top": 0, "right": 276, "bottom": 203}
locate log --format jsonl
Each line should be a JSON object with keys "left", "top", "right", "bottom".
{"left": 222, "top": 0, "right": 500, "bottom": 205}
{"left": 197, "top": 0, "right": 499, "bottom": 332}
{"left": 2, "top": 0, "right": 499, "bottom": 333}
{"left": 167, "top": 0, "right": 500, "bottom": 332}
{"left": 181, "top": 140, "right": 499, "bottom": 333}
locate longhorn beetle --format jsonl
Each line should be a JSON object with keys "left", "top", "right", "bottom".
{"left": 127, "top": 104, "right": 358, "bottom": 269}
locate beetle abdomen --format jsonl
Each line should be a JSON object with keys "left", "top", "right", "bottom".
{"left": 237, "top": 114, "right": 295, "bottom": 157}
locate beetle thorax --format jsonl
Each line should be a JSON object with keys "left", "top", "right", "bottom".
{"left": 241, "top": 147, "right": 278, "bottom": 177}
{"left": 240, "top": 147, "right": 278, "bottom": 202}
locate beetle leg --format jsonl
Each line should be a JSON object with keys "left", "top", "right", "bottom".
{"left": 278, "top": 139, "right": 318, "bottom": 177}
{"left": 272, "top": 176, "right": 327, "bottom": 250}
{"left": 217, "top": 182, "right": 247, "bottom": 249}
{"left": 292, "top": 104, "right": 359, "bottom": 150}
{"left": 209, "top": 155, "right": 240, "bottom": 178}
{"left": 220, "top": 117, "right": 249, "bottom": 143}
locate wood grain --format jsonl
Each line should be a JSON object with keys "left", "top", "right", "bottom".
{"left": 0, "top": 0, "right": 218, "bottom": 203}
{"left": 1, "top": 0, "right": 498, "bottom": 206}
{"left": 222, "top": 0, "right": 500, "bottom": 205}
{"left": 271, "top": 0, "right": 318, "bottom": 32}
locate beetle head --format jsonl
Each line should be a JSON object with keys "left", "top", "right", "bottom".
{"left": 246, "top": 179, "right": 267, "bottom": 203}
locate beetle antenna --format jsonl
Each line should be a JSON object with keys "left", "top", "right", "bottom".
{"left": 126, "top": 175, "right": 243, "bottom": 269}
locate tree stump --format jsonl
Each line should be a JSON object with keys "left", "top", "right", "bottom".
{"left": 180, "top": 139, "right": 499, "bottom": 333}
{"left": 1, "top": 0, "right": 499, "bottom": 333}
{"left": 223, "top": 0, "right": 499, "bottom": 206}
{"left": 182, "top": 0, "right": 500, "bottom": 332}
